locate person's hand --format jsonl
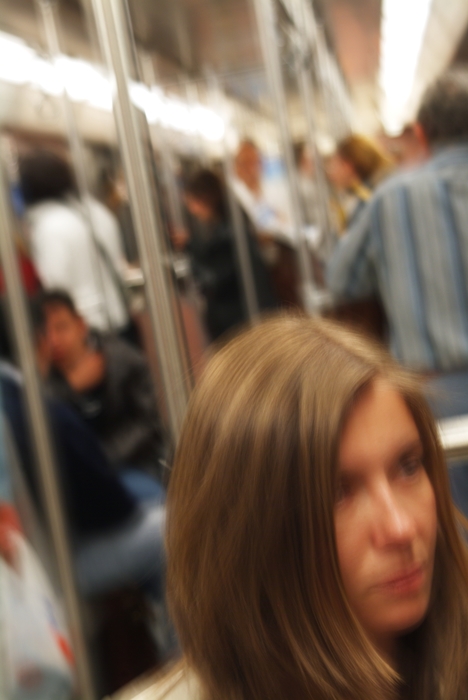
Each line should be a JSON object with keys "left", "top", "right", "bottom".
{"left": 66, "top": 350, "right": 105, "bottom": 393}
{"left": 0, "top": 502, "right": 22, "bottom": 567}
{"left": 171, "top": 226, "right": 190, "bottom": 251}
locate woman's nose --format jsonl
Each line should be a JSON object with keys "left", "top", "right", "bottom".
{"left": 371, "top": 483, "right": 416, "bottom": 548}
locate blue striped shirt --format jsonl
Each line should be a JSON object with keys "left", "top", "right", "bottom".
{"left": 326, "top": 144, "right": 468, "bottom": 371}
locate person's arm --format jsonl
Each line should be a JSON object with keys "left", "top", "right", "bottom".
{"left": 326, "top": 201, "right": 377, "bottom": 300}
{"left": 104, "top": 346, "right": 167, "bottom": 467}
{"left": 50, "top": 398, "right": 137, "bottom": 535}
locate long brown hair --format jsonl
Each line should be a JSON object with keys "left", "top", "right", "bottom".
{"left": 167, "top": 315, "right": 468, "bottom": 700}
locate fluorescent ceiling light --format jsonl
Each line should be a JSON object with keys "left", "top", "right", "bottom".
{"left": 379, "top": 0, "right": 433, "bottom": 134}
{"left": 0, "top": 30, "right": 225, "bottom": 141}
{"left": 192, "top": 105, "right": 225, "bottom": 142}
{"left": 0, "top": 32, "right": 35, "bottom": 85}
{"left": 56, "top": 56, "right": 112, "bottom": 109}
{"left": 30, "top": 56, "right": 62, "bottom": 96}
{"left": 129, "top": 81, "right": 225, "bottom": 141}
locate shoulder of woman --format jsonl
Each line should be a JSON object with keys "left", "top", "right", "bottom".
{"left": 111, "top": 663, "right": 204, "bottom": 700}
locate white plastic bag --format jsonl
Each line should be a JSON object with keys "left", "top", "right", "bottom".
{"left": 0, "top": 531, "right": 75, "bottom": 700}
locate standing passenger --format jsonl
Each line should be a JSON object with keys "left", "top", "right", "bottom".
{"left": 19, "top": 150, "right": 131, "bottom": 337}
{"left": 324, "top": 133, "right": 394, "bottom": 231}
{"left": 231, "top": 139, "right": 294, "bottom": 247}
{"left": 327, "top": 69, "right": 468, "bottom": 373}
{"left": 153, "top": 316, "right": 468, "bottom": 700}
{"left": 230, "top": 140, "right": 303, "bottom": 306}
{"left": 177, "top": 169, "right": 277, "bottom": 340}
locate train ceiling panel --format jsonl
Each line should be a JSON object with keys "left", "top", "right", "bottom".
{"left": 127, "top": 0, "right": 263, "bottom": 76}
{"left": 1, "top": 0, "right": 468, "bottom": 138}
{"left": 0, "top": 0, "right": 94, "bottom": 60}
{"left": 319, "top": 0, "right": 381, "bottom": 84}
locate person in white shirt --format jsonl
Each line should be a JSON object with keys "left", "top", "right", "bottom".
{"left": 230, "top": 139, "right": 295, "bottom": 248}
{"left": 19, "top": 150, "right": 130, "bottom": 334}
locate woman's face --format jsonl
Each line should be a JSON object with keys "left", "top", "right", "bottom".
{"left": 185, "top": 194, "right": 214, "bottom": 223}
{"left": 335, "top": 379, "right": 437, "bottom": 656}
{"left": 324, "top": 153, "right": 356, "bottom": 189}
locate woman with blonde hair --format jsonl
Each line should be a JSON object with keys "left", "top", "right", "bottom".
{"left": 325, "top": 133, "right": 394, "bottom": 230}
{"left": 157, "top": 315, "right": 468, "bottom": 700}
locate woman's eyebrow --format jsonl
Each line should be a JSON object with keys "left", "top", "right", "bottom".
{"left": 397, "top": 438, "right": 424, "bottom": 458}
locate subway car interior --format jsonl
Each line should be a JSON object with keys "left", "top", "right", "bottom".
{"left": 1, "top": 0, "right": 468, "bottom": 698}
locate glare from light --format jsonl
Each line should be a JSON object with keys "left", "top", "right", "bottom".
{"left": 30, "top": 57, "right": 62, "bottom": 96}
{"left": 0, "top": 33, "right": 35, "bottom": 85}
{"left": 0, "top": 30, "right": 225, "bottom": 141}
{"left": 56, "top": 57, "right": 112, "bottom": 110}
{"left": 162, "top": 96, "right": 194, "bottom": 134}
{"left": 191, "top": 105, "right": 225, "bottom": 142}
{"left": 379, "top": 0, "right": 433, "bottom": 134}
{"left": 129, "top": 82, "right": 225, "bottom": 142}
{"left": 130, "top": 82, "right": 158, "bottom": 123}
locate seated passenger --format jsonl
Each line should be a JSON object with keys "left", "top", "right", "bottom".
{"left": 157, "top": 316, "right": 468, "bottom": 700}
{"left": 0, "top": 361, "right": 175, "bottom": 657}
{"left": 178, "top": 169, "right": 277, "bottom": 341}
{"left": 0, "top": 398, "right": 75, "bottom": 699}
{"left": 36, "top": 290, "right": 167, "bottom": 486}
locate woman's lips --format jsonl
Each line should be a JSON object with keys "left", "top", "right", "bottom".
{"left": 378, "top": 566, "right": 425, "bottom": 594}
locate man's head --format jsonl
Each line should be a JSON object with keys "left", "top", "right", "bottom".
{"left": 234, "top": 140, "right": 262, "bottom": 192}
{"left": 35, "top": 290, "right": 88, "bottom": 371}
{"left": 416, "top": 69, "right": 468, "bottom": 149}
{"left": 19, "top": 150, "right": 77, "bottom": 206}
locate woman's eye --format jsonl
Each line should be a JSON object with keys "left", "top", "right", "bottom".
{"left": 400, "top": 456, "right": 423, "bottom": 477}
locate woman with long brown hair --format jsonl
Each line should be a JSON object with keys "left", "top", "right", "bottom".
{"left": 155, "top": 315, "right": 468, "bottom": 700}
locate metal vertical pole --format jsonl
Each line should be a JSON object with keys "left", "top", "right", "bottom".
{"left": 139, "top": 52, "right": 198, "bottom": 385}
{"left": 90, "top": 0, "right": 189, "bottom": 439}
{"left": 207, "top": 73, "right": 259, "bottom": 321}
{"left": 0, "top": 164, "right": 96, "bottom": 699}
{"left": 295, "top": 1, "right": 336, "bottom": 260}
{"left": 251, "top": 0, "right": 319, "bottom": 314}
{"left": 37, "top": 0, "right": 114, "bottom": 331}
{"left": 314, "top": 25, "right": 345, "bottom": 142}
{"left": 139, "top": 54, "right": 186, "bottom": 235}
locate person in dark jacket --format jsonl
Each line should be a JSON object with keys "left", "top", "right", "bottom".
{"left": 35, "top": 289, "right": 168, "bottom": 486}
{"left": 175, "top": 169, "right": 278, "bottom": 341}
{"left": 0, "top": 362, "right": 166, "bottom": 592}
{"left": 0, "top": 361, "right": 178, "bottom": 658}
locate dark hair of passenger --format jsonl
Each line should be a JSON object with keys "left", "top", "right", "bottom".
{"left": 293, "top": 140, "right": 306, "bottom": 167}
{"left": 167, "top": 315, "right": 468, "bottom": 700}
{"left": 19, "top": 150, "right": 78, "bottom": 206}
{"left": 417, "top": 68, "right": 468, "bottom": 147}
{"left": 35, "top": 289, "right": 80, "bottom": 320}
{"left": 185, "top": 169, "right": 228, "bottom": 221}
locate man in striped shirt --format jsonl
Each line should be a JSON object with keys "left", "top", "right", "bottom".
{"left": 327, "top": 69, "right": 468, "bottom": 373}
